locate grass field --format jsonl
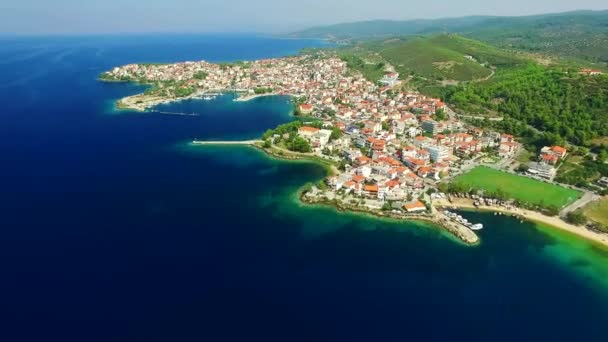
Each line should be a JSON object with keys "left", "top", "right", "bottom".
{"left": 584, "top": 197, "right": 608, "bottom": 226}
{"left": 452, "top": 166, "right": 582, "bottom": 208}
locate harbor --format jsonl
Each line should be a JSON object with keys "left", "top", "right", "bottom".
{"left": 442, "top": 210, "right": 484, "bottom": 230}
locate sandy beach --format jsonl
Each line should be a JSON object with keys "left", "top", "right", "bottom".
{"left": 434, "top": 198, "right": 608, "bottom": 247}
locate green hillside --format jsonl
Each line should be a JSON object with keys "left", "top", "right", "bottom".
{"left": 291, "top": 10, "right": 608, "bottom": 63}
{"left": 344, "top": 35, "right": 526, "bottom": 82}
{"left": 445, "top": 65, "right": 608, "bottom": 147}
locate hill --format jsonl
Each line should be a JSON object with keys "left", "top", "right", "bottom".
{"left": 340, "top": 35, "right": 526, "bottom": 82}
{"left": 444, "top": 65, "right": 608, "bottom": 147}
{"left": 291, "top": 10, "right": 608, "bottom": 62}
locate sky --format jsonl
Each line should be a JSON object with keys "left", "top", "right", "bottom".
{"left": 1, "top": 0, "right": 607, "bottom": 35}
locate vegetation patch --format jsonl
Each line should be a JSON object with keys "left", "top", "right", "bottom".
{"left": 584, "top": 197, "right": 608, "bottom": 226}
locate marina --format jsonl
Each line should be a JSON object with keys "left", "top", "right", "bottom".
{"left": 443, "top": 210, "right": 484, "bottom": 230}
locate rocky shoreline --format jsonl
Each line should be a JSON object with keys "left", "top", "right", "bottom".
{"left": 300, "top": 192, "right": 480, "bottom": 245}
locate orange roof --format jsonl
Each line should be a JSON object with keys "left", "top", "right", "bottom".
{"left": 404, "top": 201, "right": 426, "bottom": 210}
{"left": 386, "top": 158, "right": 402, "bottom": 167}
{"left": 299, "top": 126, "right": 319, "bottom": 133}
{"left": 386, "top": 180, "right": 400, "bottom": 188}
{"left": 410, "top": 159, "right": 427, "bottom": 166}
{"left": 352, "top": 175, "right": 366, "bottom": 183}
{"left": 344, "top": 181, "right": 355, "bottom": 187}
{"left": 364, "top": 184, "right": 379, "bottom": 192}
{"left": 551, "top": 146, "right": 567, "bottom": 154}
{"left": 356, "top": 156, "right": 372, "bottom": 164}
{"left": 542, "top": 154, "right": 558, "bottom": 161}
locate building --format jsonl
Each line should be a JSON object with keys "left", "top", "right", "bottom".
{"left": 528, "top": 162, "right": 557, "bottom": 180}
{"left": 403, "top": 201, "right": 427, "bottom": 213}
{"left": 310, "top": 129, "right": 332, "bottom": 148}
{"left": 299, "top": 104, "right": 314, "bottom": 114}
{"left": 380, "top": 72, "right": 400, "bottom": 86}
{"left": 298, "top": 126, "right": 320, "bottom": 138}
{"left": 425, "top": 145, "right": 450, "bottom": 162}
{"left": 540, "top": 145, "right": 567, "bottom": 160}
{"left": 580, "top": 68, "right": 603, "bottom": 76}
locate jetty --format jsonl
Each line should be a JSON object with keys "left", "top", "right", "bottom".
{"left": 157, "top": 111, "right": 200, "bottom": 116}
{"left": 192, "top": 140, "right": 261, "bottom": 145}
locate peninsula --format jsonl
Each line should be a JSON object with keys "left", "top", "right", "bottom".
{"left": 102, "top": 51, "right": 608, "bottom": 247}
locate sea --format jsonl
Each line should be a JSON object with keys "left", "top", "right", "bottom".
{"left": 0, "top": 34, "right": 607, "bottom": 341}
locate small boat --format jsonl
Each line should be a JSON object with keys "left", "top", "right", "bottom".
{"left": 471, "top": 223, "right": 484, "bottom": 231}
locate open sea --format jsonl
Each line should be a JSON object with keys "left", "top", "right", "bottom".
{"left": 0, "top": 34, "right": 607, "bottom": 341}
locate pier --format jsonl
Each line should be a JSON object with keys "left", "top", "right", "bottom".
{"left": 157, "top": 111, "right": 200, "bottom": 116}
{"left": 192, "top": 140, "right": 261, "bottom": 145}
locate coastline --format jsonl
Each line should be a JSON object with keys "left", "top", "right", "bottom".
{"left": 435, "top": 198, "right": 608, "bottom": 248}
{"left": 190, "top": 141, "right": 479, "bottom": 245}
{"left": 300, "top": 194, "right": 480, "bottom": 245}
{"left": 100, "top": 73, "right": 288, "bottom": 112}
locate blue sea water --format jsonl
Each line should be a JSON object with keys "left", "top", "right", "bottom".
{"left": 0, "top": 34, "right": 607, "bottom": 342}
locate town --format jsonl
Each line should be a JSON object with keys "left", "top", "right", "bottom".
{"left": 103, "top": 52, "right": 595, "bottom": 244}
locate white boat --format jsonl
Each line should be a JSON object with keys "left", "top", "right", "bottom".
{"left": 471, "top": 223, "right": 484, "bottom": 231}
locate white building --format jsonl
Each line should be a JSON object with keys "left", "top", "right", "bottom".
{"left": 527, "top": 162, "right": 557, "bottom": 180}
{"left": 425, "top": 145, "right": 451, "bottom": 162}
{"left": 379, "top": 72, "right": 400, "bottom": 86}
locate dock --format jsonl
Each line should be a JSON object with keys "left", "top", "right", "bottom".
{"left": 192, "top": 140, "right": 261, "bottom": 145}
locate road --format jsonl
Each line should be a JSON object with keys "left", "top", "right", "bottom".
{"left": 560, "top": 191, "right": 599, "bottom": 216}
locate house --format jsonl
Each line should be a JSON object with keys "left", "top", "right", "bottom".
{"left": 540, "top": 145, "right": 567, "bottom": 160}
{"left": 380, "top": 72, "right": 400, "bottom": 86}
{"left": 363, "top": 184, "right": 379, "bottom": 198}
{"left": 500, "top": 134, "right": 514, "bottom": 143}
{"left": 580, "top": 68, "right": 603, "bottom": 76}
{"left": 403, "top": 201, "right": 427, "bottom": 213}
{"left": 499, "top": 142, "right": 519, "bottom": 158}
{"left": 298, "top": 126, "right": 319, "bottom": 137}
{"left": 310, "top": 129, "right": 332, "bottom": 148}
{"left": 299, "top": 103, "right": 314, "bottom": 114}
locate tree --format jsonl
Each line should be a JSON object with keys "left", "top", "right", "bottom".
{"left": 517, "top": 164, "right": 530, "bottom": 173}
{"left": 381, "top": 121, "right": 390, "bottom": 131}
{"left": 330, "top": 127, "right": 342, "bottom": 141}
{"left": 338, "top": 160, "right": 349, "bottom": 172}
{"left": 566, "top": 212, "right": 587, "bottom": 226}
{"left": 193, "top": 71, "right": 208, "bottom": 80}
{"left": 287, "top": 136, "right": 312, "bottom": 153}
{"left": 317, "top": 180, "right": 328, "bottom": 190}
{"left": 434, "top": 108, "right": 447, "bottom": 121}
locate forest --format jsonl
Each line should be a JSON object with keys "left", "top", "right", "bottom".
{"left": 444, "top": 65, "right": 608, "bottom": 147}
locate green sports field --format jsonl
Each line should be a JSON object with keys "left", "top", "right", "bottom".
{"left": 452, "top": 166, "right": 582, "bottom": 208}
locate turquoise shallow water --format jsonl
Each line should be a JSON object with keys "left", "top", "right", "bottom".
{"left": 0, "top": 34, "right": 607, "bottom": 341}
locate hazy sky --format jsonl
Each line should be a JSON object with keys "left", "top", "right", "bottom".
{"left": 1, "top": 0, "right": 606, "bottom": 34}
